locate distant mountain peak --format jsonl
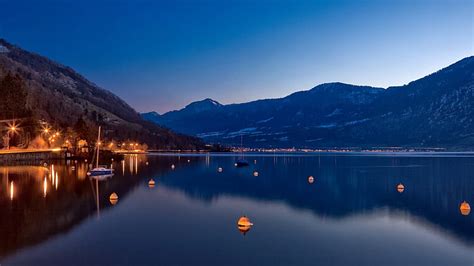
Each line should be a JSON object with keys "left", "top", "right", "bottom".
{"left": 146, "top": 111, "right": 161, "bottom": 116}
{"left": 182, "top": 98, "right": 222, "bottom": 112}
{"left": 186, "top": 98, "right": 221, "bottom": 107}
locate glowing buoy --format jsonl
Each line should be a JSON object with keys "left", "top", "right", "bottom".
{"left": 43, "top": 162, "right": 48, "bottom": 167}
{"left": 460, "top": 201, "right": 471, "bottom": 216}
{"left": 253, "top": 171, "right": 259, "bottom": 177}
{"left": 187, "top": 159, "right": 190, "bottom": 163}
{"left": 145, "top": 161, "right": 149, "bottom": 165}
{"left": 234, "top": 163, "right": 238, "bottom": 167}
{"left": 218, "top": 167, "right": 223, "bottom": 173}
{"left": 148, "top": 179, "right": 155, "bottom": 188}
{"left": 85, "top": 159, "right": 88, "bottom": 163}
{"left": 254, "top": 160, "right": 257, "bottom": 164}
{"left": 237, "top": 216, "right": 253, "bottom": 235}
{"left": 397, "top": 183, "right": 405, "bottom": 193}
{"left": 171, "top": 164, "right": 175, "bottom": 169}
{"left": 109, "top": 192, "right": 119, "bottom": 205}
{"left": 111, "top": 158, "right": 114, "bottom": 162}
{"left": 308, "top": 176, "right": 314, "bottom": 184}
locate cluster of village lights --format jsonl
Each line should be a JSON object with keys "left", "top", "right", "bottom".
{"left": 3, "top": 120, "right": 143, "bottom": 151}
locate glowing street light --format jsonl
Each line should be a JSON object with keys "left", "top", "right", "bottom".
{"left": 5, "top": 121, "right": 20, "bottom": 149}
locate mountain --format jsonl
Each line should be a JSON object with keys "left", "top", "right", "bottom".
{"left": 143, "top": 56, "right": 474, "bottom": 149}
{"left": 0, "top": 39, "right": 204, "bottom": 150}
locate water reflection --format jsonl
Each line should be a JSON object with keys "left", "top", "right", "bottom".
{"left": 0, "top": 154, "right": 473, "bottom": 265}
{"left": 155, "top": 155, "right": 474, "bottom": 245}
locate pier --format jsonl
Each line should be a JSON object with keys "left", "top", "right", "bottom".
{"left": 0, "top": 149, "right": 66, "bottom": 162}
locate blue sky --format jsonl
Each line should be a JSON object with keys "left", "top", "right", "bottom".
{"left": 0, "top": 0, "right": 472, "bottom": 113}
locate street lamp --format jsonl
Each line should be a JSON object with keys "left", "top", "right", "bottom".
{"left": 5, "top": 122, "right": 20, "bottom": 150}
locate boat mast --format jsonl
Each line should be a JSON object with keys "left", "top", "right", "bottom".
{"left": 96, "top": 126, "right": 101, "bottom": 168}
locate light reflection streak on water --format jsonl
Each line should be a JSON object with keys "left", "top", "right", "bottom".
{"left": 135, "top": 155, "right": 138, "bottom": 175}
{"left": 55, "top": 172, "right": 58, "bottom": 190}
{"left": 43, "top": 177, "right": 47, "bottom": 197}
{"left": 10, "top": 180, "right": 14, "bottom": 200}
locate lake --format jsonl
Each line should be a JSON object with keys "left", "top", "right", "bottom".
{"left": 1, "top": 153, "right": 473, "bottom": 265}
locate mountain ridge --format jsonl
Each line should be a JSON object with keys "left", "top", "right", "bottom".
{"left": 0, "top": 39, "right": 204, "bottom": 150}
{"left": 142, "top": 56, "right": 474, "bottom": 149}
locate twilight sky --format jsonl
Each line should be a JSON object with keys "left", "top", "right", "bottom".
{"left": 0, "top": 0, "right": 472, "bottom": 113}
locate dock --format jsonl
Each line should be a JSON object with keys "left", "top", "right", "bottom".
{"left": 0, "top": 148, "right": 66, "bottom": 162}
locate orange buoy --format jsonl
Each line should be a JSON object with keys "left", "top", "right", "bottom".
{"left": 109, "top": 192, "right": 119, "bottom": 205}
{"left": 148, "top": 179, "right": 155, "bottom": 188}
{"left": 253, "top": 171, "right": 259, "bottom": 177}
{"left": 397, "top": 183, "right": 405, "bottom": 193}
{"left": 237, "top": 216, "right": 253, "bottom": 235}
{"left": 460, "top": 201, "right": 471, "bottom": 216}
{"left": 218, "top": 167, "right": 223, "bottom": 173}
{"left": 308, "top": 176, "right": 315, "bottom": 184}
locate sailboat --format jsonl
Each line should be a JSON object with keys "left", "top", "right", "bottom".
{"left": 87, "top": 126, "right": 114, "bottom": 178}
{"left": 235, "top": 135, "right": 249, "bottom": 167}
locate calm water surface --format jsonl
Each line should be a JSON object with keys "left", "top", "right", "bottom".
{"left": 1, "top": 153, "right": 473, "bottom": 265}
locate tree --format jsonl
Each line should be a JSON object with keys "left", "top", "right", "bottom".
{"left": 0, "top": 73, "right": 29, "bottom": 119}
